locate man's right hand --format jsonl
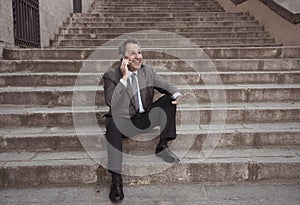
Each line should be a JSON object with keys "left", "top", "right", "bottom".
{"left": 121, "top": 58, "right": 130, "bottom": 80}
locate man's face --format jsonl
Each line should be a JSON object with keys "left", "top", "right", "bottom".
{"left": 124, "top": 43, "right": 143, "bottom": 71}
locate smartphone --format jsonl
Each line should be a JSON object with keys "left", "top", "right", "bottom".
{"left": 120, "top": 55, "right": 127, "bottom": 62}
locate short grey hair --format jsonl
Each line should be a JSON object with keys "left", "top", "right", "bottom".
{"left": 118, "top": 38, "right": 141, "bottom": 58}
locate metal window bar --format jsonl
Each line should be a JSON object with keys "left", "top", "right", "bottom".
{"left": 12, "top": 0, "right": 40, "bottom": 47}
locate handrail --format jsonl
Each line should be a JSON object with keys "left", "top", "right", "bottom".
{"left": 230, "top": 0, "right": 300, "bottom": 24}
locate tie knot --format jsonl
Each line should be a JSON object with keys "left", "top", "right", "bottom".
{"left": 132, "top": 73, "right": 137, "bottom": 77}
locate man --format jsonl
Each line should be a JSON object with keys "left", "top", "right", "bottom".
{"left": 103, "top": 38, "right": 182, "bottom": 203}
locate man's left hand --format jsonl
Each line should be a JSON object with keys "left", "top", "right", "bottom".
{"left": 172, "top": 95, "right": 183, "bottom": 105}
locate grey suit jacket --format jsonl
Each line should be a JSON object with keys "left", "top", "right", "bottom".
{"left": 103, "top": 64, "right": 179, "bottom": 118}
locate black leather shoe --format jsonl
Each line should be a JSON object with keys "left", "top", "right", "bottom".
{"left": 109, "top": 176, "right": 124, "bottom": 203}
{"left": 155, "top": 146, "right": 180, "bottom": 163}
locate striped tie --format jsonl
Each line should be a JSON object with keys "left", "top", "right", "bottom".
{"left": 131, "top": 73, "right": 139, "bottom": 111}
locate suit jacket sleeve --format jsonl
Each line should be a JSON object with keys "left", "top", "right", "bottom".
{"left": 103, "top": 68, "right": 128, "bottom": 108}
{"left": 151, "top": 67, "right": 179, "bottom": 96}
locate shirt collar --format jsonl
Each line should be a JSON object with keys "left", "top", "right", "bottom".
{"left": 128, "top": 70, "right": 138, "bottom": 78}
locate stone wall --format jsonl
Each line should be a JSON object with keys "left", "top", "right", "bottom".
{"left": 0, "top": 0, "right": 94, "bottom": 57}
{"left": 218, "top": 0, "right": 300, "bottom": 45}
{"left": 273, "top": 0, "right": 300, "bottom": 14}
{"left": 0, "top": 0, "right": 14, "bottom": 56}
{"left": 82, "top": 0, "right": 93, "bottom": 12}
{"left": 39, "top": 0, "right": 73, "bottom": 48}
{"left": 260, "top": 0, "right": 300, "bottom": 24}
{"left": 40, "top": 0, "right": 94, "bottom": 47}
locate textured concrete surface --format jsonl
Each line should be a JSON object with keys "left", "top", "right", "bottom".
{"left": 3, "top": 47, "right": 300, "bottom": 60}
{"left": 1, "top": 123, "right": 299, "bottom": 152}
{"left": 0, "top": 0, "right": 299, "bottom": 190}
{"left": 0, "top": 148, "right": 299, "bottom": 187}
{"left": 39, "top": 0, "right": 94, "bottom": 47}
{"left": 218, "top": 0, "right": 300, "bottom": 45}
{"left": 274, "top": 0, "right": 300, "bottom": 14}
{"left": 0, "top": 182, "right": 299, "bottom": 205}
{"left": 0, "top": 0, "right": 14, "bottom": 58}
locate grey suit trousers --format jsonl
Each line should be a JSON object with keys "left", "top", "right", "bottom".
{"left": 105, "top": 95, "right": 177, "bottom": 173}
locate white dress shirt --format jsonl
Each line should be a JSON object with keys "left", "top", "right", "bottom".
{"left": 120, "top": 70, "right": 182, "bottom": 113}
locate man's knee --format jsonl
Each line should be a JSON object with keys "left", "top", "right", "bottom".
{"left": 155, "top": 95, "right": 176, "bottom": 108}
{"left": 160, "top": 94, "right": 173, "bottom": 103}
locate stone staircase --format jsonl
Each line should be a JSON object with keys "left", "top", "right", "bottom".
{"left": 1, "top": 0, "right": 300, "bottom": 188}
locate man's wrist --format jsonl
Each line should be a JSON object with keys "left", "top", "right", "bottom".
{"left": 172, "top": 92, "right": 182, "bottom": 100}
{"left": 120, "top": 78, "right": 128, "bottom": 87}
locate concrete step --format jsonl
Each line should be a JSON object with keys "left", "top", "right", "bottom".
{"left": 4, "top": 47, "right": 300, "bottom": 60}
{"left": 68, "top": 16, "right": 255, "bottom": 23}
{"left": 1, "top": 58, "right": 299, "bottom": 73}
{"left": 71, "top": 12, "right": 248, "bottom": 18}
{"left": 91, "top": 8, "right": 224, "bottom": 13}
{"left": 92, "top": 6, "right": 221, "bottom": 11}
{"left": 0, "top": 151, "right": 99, "bottom": 187}
{"left": 0, "top": 148, "right": 299, "bottom": 187}
{"left": 91, "top": 5, "right": 222, "bottom": 11}
{"left": 93, "top": 0, "right": 220, "bottom": 4}
{"left": 0, "top": 84, "right": 299, "bottom": 106}
{"left": 55, "top": 31, "right": 270, "bottom": 41}
{"left": 93, "top": 2, "right": 220, "bottom": 6}
{"left": 94, "top": 1, "right": 219, "bottom": 4}
{"left": 1, "top": 123, "right": 299, "bottom": 152}
{"left": 0, "top": 103, "right": 299, "bottom": 127}
{"left": 1, "top": 183, "right": 299, "bottom": 205}
{"left": 51, "top": 38, "right": 276, "bottom": 48}
{"left": 58, "top": 25, "right": 266, "bottom": 35}
{"left": 63, "top": 21, "right": 259, "bottom": 28}
{"left": 92, "top": 2, "right": 220, "bottom": 7}
{"left": 1, "top": 0, "right": 299, "bottom": 189}
{"left": 1, "top": 71, "right": 299, "bottom": 86}
{"left": 93, "top": 0, "right": 219, "bottom": 2}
